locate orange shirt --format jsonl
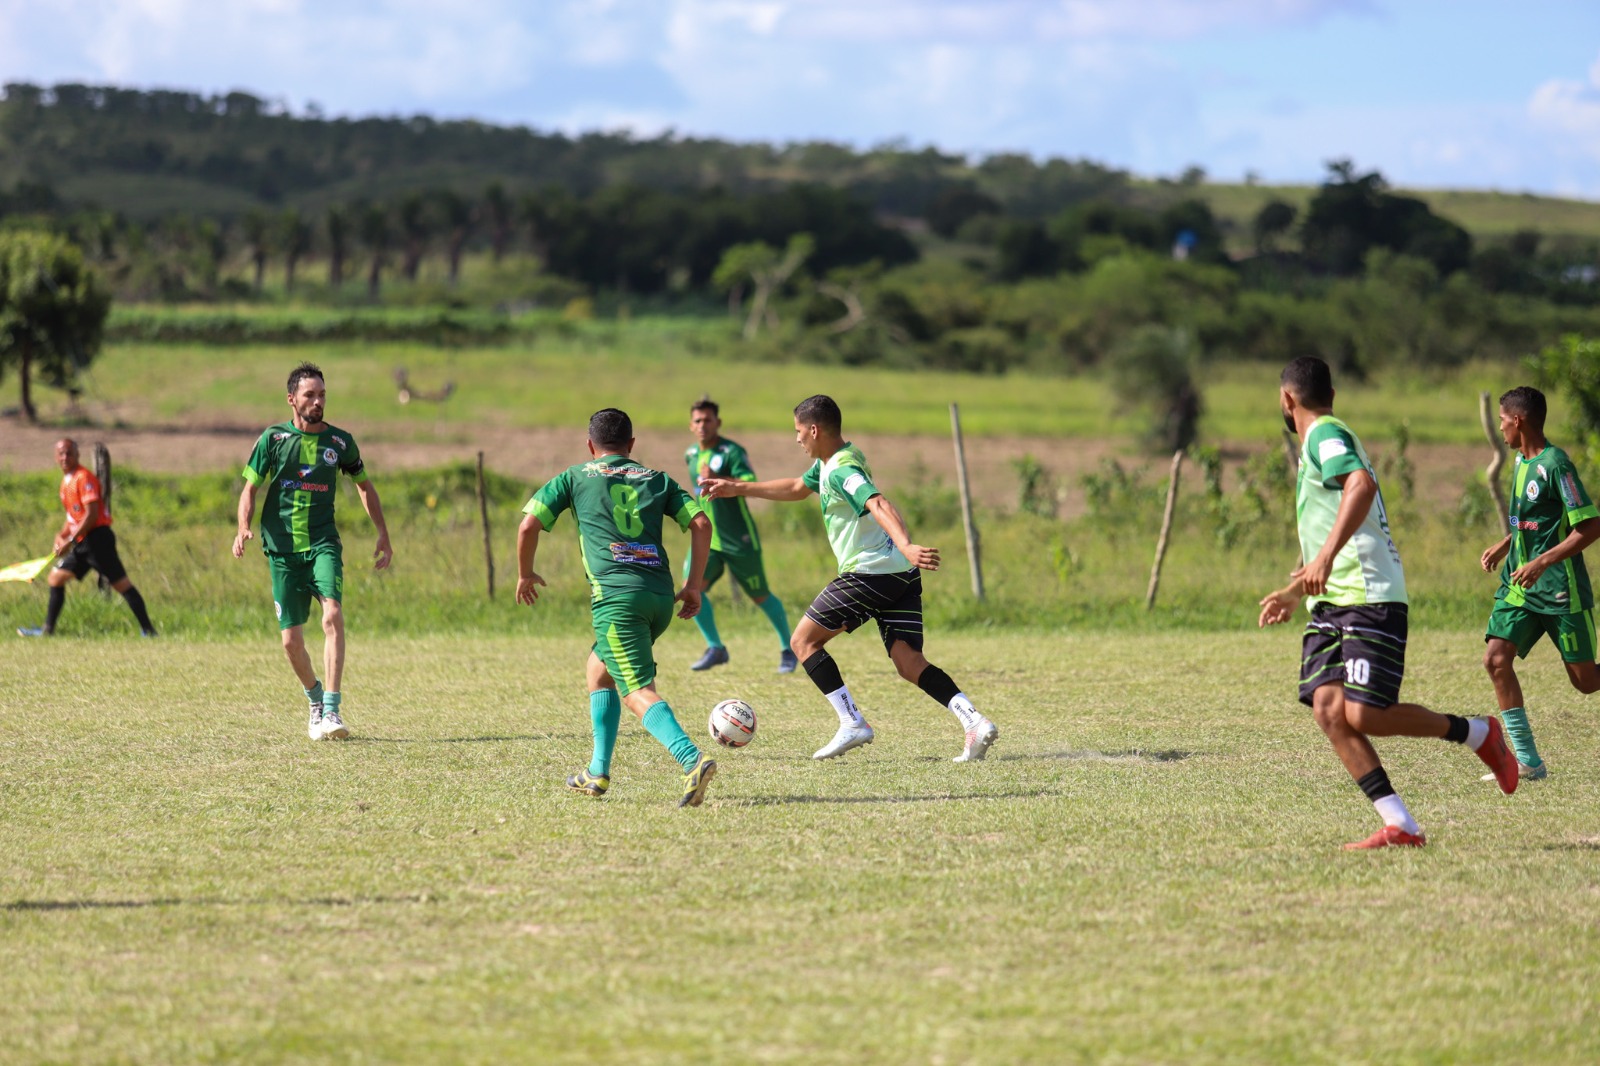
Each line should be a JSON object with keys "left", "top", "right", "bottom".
{"left": 60, "top": 467, "right": 113, "bottom": 540}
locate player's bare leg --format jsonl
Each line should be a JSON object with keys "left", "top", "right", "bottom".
{"left": 792, "top": 616, "right": 875, "bottom": 759}
{"left": 1483, "top": 638, "right": 1547, "bottom": 778}
{"left": 318, "top": 599, "right": 349, "bottom": 739}
{"left": 887, "top": 640, "right": 997, "bottom": 762}
{"left": 1564, "top": 660, "right": 1600, "bottom": 694}
{"left": 282, "top": 624, "right": 327, "bottom": 739}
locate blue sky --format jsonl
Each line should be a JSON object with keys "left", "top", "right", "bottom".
{"left": 2, "top": 0, "right": 1598, "bottom": 195}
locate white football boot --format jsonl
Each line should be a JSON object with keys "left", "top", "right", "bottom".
{"left": 813, "top": 722, "right": 875, "bottom": 760}
{"left": 953, "top": 718, "right": 1000, "bottom": 763}
{"left": 319, "top": 707, "right": 350, "bottom": 740}
{"left": 307, "top": 701, "right": 324, "bottom": 740}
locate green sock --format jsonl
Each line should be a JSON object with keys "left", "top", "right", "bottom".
{"left": 324, "top": 691, "right": 341, "bottom": 714}
{"left": 757, "top": 595, "right": 791, "bottom": 648}
{"left": 304, "top": 681, "right": 323, "bottom": 703}
{"left": 1501, "top": 707, "right": 1542, "bottom": 767}
{"left": 641, "top": 701, "right": 700, "bottom": 772}
{"left": 588, "top": 689, "right": 622, "bottom": 778}
{"left": 693, "top": 597, "right": 724, "bottom": 649}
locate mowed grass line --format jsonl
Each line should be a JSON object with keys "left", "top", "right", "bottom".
{"left": 3, "top": 629, "right": 1599, "bottom": 1064}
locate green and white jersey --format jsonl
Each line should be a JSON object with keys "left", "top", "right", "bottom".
{"left": 801, "top": 442, "right": 910, "bottom": 575}
{"left": 242, "top": 422, "right": 368, "bottom": 555}
{"left": 685, "top": 436, "right": 762, "bottom": 557}
{"left": 524, "top": 454, "right": 700, "bottom": 602}
{"left": 1500, "top": 444, "right": 1598, "bottom": 614}
{"left": 1296, "top": 415, "right": 1407, "bottom": 608}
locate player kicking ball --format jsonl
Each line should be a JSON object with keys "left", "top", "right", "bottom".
{"left": 232, "top": 363, "right": 392, "bottom": 740}
{"left": 700, "top": 394, "right": 999, "bottom": 762}
{"left": 516, "top": 408, "right": 719, "bottom": 808}
{"left": 1478, "top": 386, "right": 1600, "bottom": 781}
{"left": 1259, "top": 357, "right": 1518, "bottom": 849}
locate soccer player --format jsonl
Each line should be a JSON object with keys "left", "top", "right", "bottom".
{"left": 18, "top": 438, "right": 157, "bottom": 638}
{"left": 683, "top": 397, "right": 797, "bottom": 673}
{"left": 1259, "top": 356, "right": 1518, "bottom": 849}
{"left": 1478, "top": 386, "right": 1600, "bottom": 780}
{"left": 517, "top": 408, "right": 719, "bottom": 808}
{"left": 231, "top": 362, "right": 392, "bottom": 741}
{"left": 700, "top": 394, "right": 999, "bottom": 762}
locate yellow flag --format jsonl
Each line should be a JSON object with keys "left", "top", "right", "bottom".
{"left": 0, "top": 556, "right": 54, "bottom": 583}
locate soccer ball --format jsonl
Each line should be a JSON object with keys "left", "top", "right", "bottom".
{"left": 708, "top": 698, "right": 757, "bottom": 748}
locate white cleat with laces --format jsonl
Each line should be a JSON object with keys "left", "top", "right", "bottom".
{"left": 953, "top": 718, "right": 999, "bottom": 763}
{"left": 813, "top": 723, "right": 875, "bottom": 760}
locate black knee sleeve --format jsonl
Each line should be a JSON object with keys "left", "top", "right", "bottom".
{"left": 802, "top": 650, "right": 846, "bottom": 695}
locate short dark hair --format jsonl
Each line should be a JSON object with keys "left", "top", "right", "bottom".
{"left": 690, "top": 396, "right": 719, "bottom": 417}
{"left": 1280, "top": 356, "right": 1334, "bottom": 408}
{"left": 1500, "top": 386, "right": 1547, "bottom": 429}
{"left": 794, "top": 394, "right": 842, "bottom": 433}
{"left": 589, "top": 408, "right": 633, "bottom": 449}
{"left": 287, "top": 362, "right": 324, "bottom": 395}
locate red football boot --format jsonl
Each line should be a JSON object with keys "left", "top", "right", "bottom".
{"left": 1474, "top": 716, "right": 1519, "bottom": 795}
{"left": 1344, "top": 825, "right": 1427, "bottom": 850}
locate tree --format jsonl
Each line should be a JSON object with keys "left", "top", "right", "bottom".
{"left": 357, "top": 202, "right": 391, "bottom": 300}
{"left": 1531, "top": 334, "right": 1600, "bottom": 465}
{"left": 1253, "top": 200, "right": 1298, "bottom": 255}
{"left": 712, "top": 233, "right": 814, "bottom": 340}
{"left": 325, "top": 204, "right": 348, "bottom": 289}
{"left": 278, "top": 208, "right": 312, "bottom": 293}
{"left": 0, "top": 231, "right": 111, "bottom": 423}
{"left": 925, "top": 185, "right": 1001, "bottom": 239}
{"left": 1301, "top": 160, "right": 1472, "bottom": 277}
{"left": 483, "top": 182, "right": 513, "bottom": 262}
{"left": 1110, "top": 325, "right": 1204, "bottom": 452}
{"left": 396, "top": 193, "right": 430, "bottom": 281}
{"left": 241, "top": 209, "right": 271, "bottom": 292}
{"left": 434, "top": 189, "right": 474, "bottom": 285}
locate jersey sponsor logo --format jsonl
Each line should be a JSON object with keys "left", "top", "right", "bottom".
{"left": 299, "top": 465, "right": 316, "bottom": 477}
{"left": 1517, "top": 518, "right": 1541, "bottom": 530}
{"left": 332, "top": 435, "right": 347, "bottom": 450}
{"left": 1561, "top": 472, "right": 1581, "bottom": 508}
{"left": 272, "top": 431, "right": 292, "bottom": 441}
{"left": 841, "top": 472, "right": 868, "bottom": 496}
{"left": 1526, "top": 480, "right": 1540, "bottom": 501}
{"left": 323, "top": 447, "right": 338, "bottom": 466}
{"left": 280, "top": 478, "right": 331, "bottom": 493}
{"left": 1317, "top": 438, "right": 1349, "bottom": 463}
{"left": 609, "top": 541, "right": 662, "bottom": 566}
{"left": 1538, "top": 464, "right": 1548, "bottom": 481}
{"left": 582, "top": 462, "right": 649, "bottom": 478}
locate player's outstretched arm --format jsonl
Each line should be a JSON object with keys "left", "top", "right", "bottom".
{"left": 1511, "top": 515, "right": 1600, "bottom": 588}
{"left": 677, "top": 513, "right": 711, "bottom": 619}
{"left": 354, "top": 479, "right": 393, "bottom": 570}
{"left": 515, "top": 514, "right": 549, "bottom": 606}
{"left": 1300, "top": 468, "right": 1377, "bottom": 596}
{"left": 231, "top": 482, "right": 258, "bottom": 559}
{"left": 864, "top": 493, "right": 940, "bottom": 571}
{"left": 1481, "top": 533, "right": 1512, "bottom": 573}
{"left": 699, "top": 475, "right": 812, "bottom": 502}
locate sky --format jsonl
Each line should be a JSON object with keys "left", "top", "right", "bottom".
{"left": 2, "top": 0, "right": 1599, "bottom": 196}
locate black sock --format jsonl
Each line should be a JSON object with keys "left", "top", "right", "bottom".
{"left": 122, "top": 587, "right": 155, "bottom": 633}
{"left": 801, "top": 650, "right": 845, "bottom": 695}
{"left": 44, "top": 586, "right": 65, "bottom": 633}
{"left": 1443, "top": 715, "right": 1469, "bottom": 744}
{"left": 916, "top": 664, "right": 961, "bottom": 708}
{"left": 1355, "top": 767, "right": 1396, "bottom": 802}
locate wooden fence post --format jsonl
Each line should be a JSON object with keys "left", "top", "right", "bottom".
{"left": 476, "top": 451, "right": 495, "bottom": 599}
{"left": 1480, "top": 392, "right": 1510, "bottom": 534}
{"left": 1145, "top": 450, "right": 1184, "bottom": 611}
{"left": 949, "top": 403, "right": 984, "bottom": 600}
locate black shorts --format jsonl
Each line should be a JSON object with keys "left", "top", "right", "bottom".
{"left": 55, "top": 526, "right": 127, "bottom": 585}
{"left": 1299, "top": 602, "right": 1407, "bottom": 708}
{"left": 805, "top": 569, "right": 924, "bottom": 654}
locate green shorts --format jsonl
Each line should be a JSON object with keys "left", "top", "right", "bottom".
{"left": 592, "top": 590, "right": 676, "bottom": 697}
{"left": 685, "top": 549, "right": 770, "bottom": 600}
{"left": 1486, "top": 600, "right": 1597, "bottom": 663}
{"left": 268, "top": 547, "right": 344, "bottom": 631}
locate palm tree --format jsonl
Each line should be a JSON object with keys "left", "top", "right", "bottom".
{"left": 357, "top": 201, "right": 391, "bottom": 300}
{"left": 326, "top": 204, "right": 349, "bottom": 289}
{"left": 278, "top": 209, "right": 313, "bottom": 293}
{"left": 483, "top": 182, "right": 513, "bottom": 262}
{"left": 434, "top": 189, "right": 475, "bottom": 285}
{"left": 241, "top": 209, "right": 270, "bottom": 292}
{"left": 397, "top": 193, "right": 430, "bottom": 281}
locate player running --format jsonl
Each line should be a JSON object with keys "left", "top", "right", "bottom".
{"left": 1259, "top": 356, "right": 1518, "bottom": 850}
{"left": 683, "top": 397, "right": 797, "bottom": 674}
{"left": 1478, "top": 386, "right": 1600, "bottom": 781}
{"left": 700, "top": 394, "right": 999, "bottom": 762}
{"left": 231, "top": 362, "right": 392, "bottom": 741}
{"left": 18, "top": 438, "right": 157, "bottom": 638}
{"left": 517, "top": 408, "right": 719, "bottom": 808}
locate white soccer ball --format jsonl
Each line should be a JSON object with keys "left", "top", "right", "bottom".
{"left": 708, "top": 698, "right": 757, "bottom": 748}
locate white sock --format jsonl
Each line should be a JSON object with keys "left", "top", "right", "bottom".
{"left": 1465, "top": 717, "right": 1489, "bottom": 751}
{"left": 824, "top": 685, "right": 865, "bottom": 727}
{"left": 948, "top": 692, "right": 983, "bottom": 730}
{"left": 1373, "top": 794, "right": 1421, "bottom": 835}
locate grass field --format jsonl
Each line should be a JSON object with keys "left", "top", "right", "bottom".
{"left": 4, "top": 628, "right": 1599, "bottom": 1063}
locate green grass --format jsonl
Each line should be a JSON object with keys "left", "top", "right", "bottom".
{"left": 3, "top": 628, "right": 1599, "bottom": 1063}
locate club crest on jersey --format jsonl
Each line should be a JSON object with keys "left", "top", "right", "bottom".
{"left": 1526, "top": 480, "right": 1540, "bottom": 501}
{"left": 323, "top": 448, "right": 338, "bottom": 466}
{"left": 710, "top": 454, "right": 725, "bottom": 473}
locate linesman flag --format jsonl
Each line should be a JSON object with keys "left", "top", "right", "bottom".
{"left": 0, "top": 555, "right": 54, "bottom": 583}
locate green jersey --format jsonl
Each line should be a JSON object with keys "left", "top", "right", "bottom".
{"left": 685, "top": 437, "right": 763, "bottom": 557}
{"left": 1499, "top": 444, "right": 1598, "bottom": 614}
{"left": 1296, "top": 416, "right": 1407, "bottom": 608}
{"left": 524, "top": 454, "right": 700, "bottom": 601}
{"left": 242, "top": 422, "right": 369, "bottom": 555}
{"left": 801, "top": 442, "right": 910, "bottom": 575}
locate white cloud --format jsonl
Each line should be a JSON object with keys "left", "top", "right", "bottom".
{"left": 1529, "top": 51, "right": 1600, "bottom": 151}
